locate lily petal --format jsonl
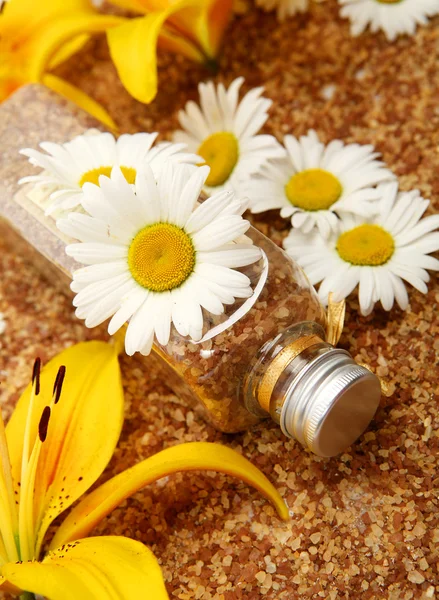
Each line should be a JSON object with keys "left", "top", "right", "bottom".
{"left": 43, "top": 74, "right": 117, "bottom": 130}
{"left": 2, "top": 536, "right": 168, "bottom": 600}
{"left": 0, "top": 0, "right": 92, "bottom": 27}
{"left": 100, "top": 0, "right": 147, "bottom": 10}
{"left": 139, "top": 0, "right": 233, "bottom": 58}
{"left": 25, "top": 12, "right": 124, "bottom": 82}
{"left": 6, "top": 341, "right": 124, "bottom": 558}
{"left": 167, "top": 0, "right": 233, "bottom": 58}
{"left": 51, "top": 441, "right": 289, "bottom": 548}
{"left": 107, "top": 0, "right": 232, "bottom": 57}
{"left": 158, "top": 27, "right": 206, "bottom": 63}
{"left": 203, "top": 0, "right": 233, "bottom": 57}
{"left": 107, "top": 0, "right": 209, "bottom": 104}
{"left": 49, "top": 34, "right": 90, "bottom": 69}
{"left": 107, "top": 13, "right": 172, "bottom": 104}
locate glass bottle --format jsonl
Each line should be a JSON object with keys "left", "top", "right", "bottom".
{"left": 0, "top": 85, "right": 382, "bottom": 457}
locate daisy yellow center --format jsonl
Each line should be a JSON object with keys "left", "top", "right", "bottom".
{"left": 285, "top": 169, "right": 343, "bottom": 211}
{"left": 336, "top": 224, "right": 395, "bottom": 266}
{"left": 128, "top": 223, "right": 195, "bottom": 292}
{"left": 78, "top": 166, "right": 137, "bottom": 187}
{"left": 197, "top": 132, "right": 239, "bottom": 187}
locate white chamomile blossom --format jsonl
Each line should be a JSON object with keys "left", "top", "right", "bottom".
{"left": 57, "top": 163, "right": 262, "bottom": 356}
{"left": 255, "top": 0, "right": 308, "bottom": 21}
{"left": 172, "top": 77, "right": 284, "bottom": 196}
{"left": 284, "top": 182, "right": 439, "bottom": 316}
{"left": 245, "top": 129, "right": 395, "bottom": 237}
{"left": 19, "top": 131, "right": 200, "bottom": 216}
{"left": 338, "top": 0, "right": 439, "bottom": 42}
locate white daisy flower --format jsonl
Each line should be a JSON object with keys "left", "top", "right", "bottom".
{"left": 338, "top": 0, "right": 439, "bottom": 42}
{"left": 19, "top": 131, "right": 200, "bottom": 216}
{"left": 57, "top": 163, "right": 262, "bottom": 356}
{"left": 255, "top": 0, "right": 308, "bottom": 21}
{"left": 245, "top": 129, "right": 395, "bottom": 238}
{"left": 172, "top": 77, "right": 284, "bottom": 196}
{"left": 284, "top": 182, "right": 439, "bottom": 316}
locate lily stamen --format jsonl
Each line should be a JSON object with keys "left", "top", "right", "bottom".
{"left": 18, "top": 358, "right": 41, "bottom": 562}
{"left": 22, "top": 366, "right": 66, "bottom": 561}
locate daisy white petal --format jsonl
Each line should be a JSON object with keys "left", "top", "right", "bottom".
{"left": 256, "top": 0, "right": 309, "bottom": 21}
{"left": 185, "top": 190, "right": 236, "bottom": 234}
{"left": 66, "top": 163, "right": 261, "bottom": 355}
{"left": 125, "top": 296, "right": 155, "bottom": 356}
{"left": 197, "top": 245, "right": 262, "bottom": 268}
{"left": 338, "top": 0, "right": 439, "bottom": 42}
{"left": 246, "top": 129, "right": 395, "bottom": 236}
{"left": 72, "top": 261, "right": 129, "bottom": 284}
{"left": 389, "top": 272, "right": 409, "bottom": 311}
{"left": 151, "top": 292, "right": 173, "bottom": 347}
{"left": 358, "top": 267, "right": 375, "bottom": 314}
{"left": 72, "top": 272, "right": 132, "bottom": 308}
{"left": 173, "top": 77, "right": 283, "bottom": 196}
{"left": 191, "top": 215, "right": 250, "bottom": 251}
{"left": 173, "top": 165, "right": 210, "bottom": 227}
{"left": 108, "top": 287, "right": 148, "bottom": 336}
{"left": 284, "top": 183, "right": 439, "bottom": 315}
{"left": 20, "top": 130, "right": 200, "bottom": 217}
{"left": 84, "top": 279, "right": 137, "bottom": 328}
{"left": 58, "top": 212, "right": 135, "bottom": 245}
{"left": 201, "top": 279, "right": 237, "bottom": 305}
{"left": 66, "top": 242, "right": 128, "bottom": 265}
{"left": 196, "top": 263, "right": 251, "bottom": 289}
{"left": 184, "top": 274, "right": 225, "bottom": 315}
{"left": 140, "top": 331, "right": 155, "bottom": 357}
{"left": 134, "top": 164, "right": 162, "bottom": 225}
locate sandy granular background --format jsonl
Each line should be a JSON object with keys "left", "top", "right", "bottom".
{"left": 1, "top": 0, "right": 439, "bottom": 598}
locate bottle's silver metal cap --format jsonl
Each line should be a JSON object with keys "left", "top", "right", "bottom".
{"left": 280, "top": 349, "right": 381, "bottom": 457}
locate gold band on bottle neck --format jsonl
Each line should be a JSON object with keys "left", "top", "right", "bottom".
{"left": 257, "top": 334, "right": 324, "bottom": 413}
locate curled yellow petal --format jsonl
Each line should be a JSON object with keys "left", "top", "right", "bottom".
{"left": 25, "top": 12, "right": 124, "bottom": 82}
{"left": 202, "top": 0, "right": 233, "bottom": 57}
{"left": 6, "top": 341, "right": 124, "bottom": 557}
{"left": 158, "top": 27, "right": 206, "bottom": 63}
{"left": 52, "top": 441, "right": 289, "bottom": 548}
{"left": 49, "top": 34, "right": 90, "bottom": 69}
{"left": 2, "top": 536, "right": 169, "bottom": 600}
{"left": 107, "top": 14, "right": 172, "bottom": 104}
{"left": 107, "top": 0, "right": 207, "bottom": 104}
{"left": 0, "top": 0, "right": 123, "bottom": 119}
{"left": 43, "top": 74, "right": 117, "bottom": 130}
{"left": 166, "top": 0, "right": 233, "bottom": 58}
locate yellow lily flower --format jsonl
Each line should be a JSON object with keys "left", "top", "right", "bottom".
{"left": 0, "top": 0, "right": 123, "bottom": 128}
{"left": 0, "top": 340, "right": 288, "bottom": 598}
{"left": 106, "top": 0, "right": 233, "bottom": 103}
